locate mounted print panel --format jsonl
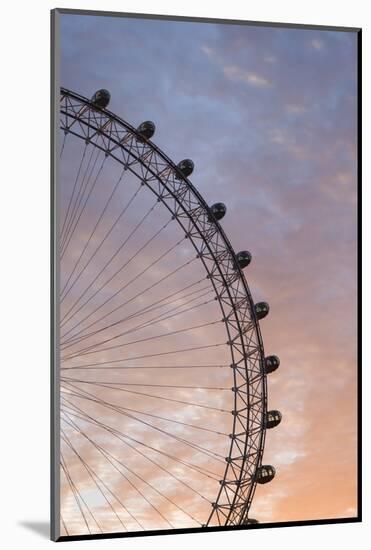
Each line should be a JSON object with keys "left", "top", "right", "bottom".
{"left": 51, "top": 9, "right": 360, "bottom": 542}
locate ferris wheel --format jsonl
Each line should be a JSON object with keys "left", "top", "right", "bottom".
{"left": 57, "top": 87, "right": 282, "bottom": 537}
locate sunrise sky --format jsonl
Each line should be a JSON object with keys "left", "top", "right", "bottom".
{"left": 58, "top": 12, "right": 358, "bottom": 533}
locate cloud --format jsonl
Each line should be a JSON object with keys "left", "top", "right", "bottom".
{"left": 264, "top": 55, "right": 277, "bottom": 63}
{"left": 311, "top": 38, "right": 325, "bottom": 50}
{"left": 286, "top": 103, "right": 307, "bottom": 114}
{"left": 223, "top": 65, "right": 271, "bottom": 87}
{"left": 201, "top": 44, "right": 214, "bottom": 58}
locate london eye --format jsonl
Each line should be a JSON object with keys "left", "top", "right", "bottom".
{"left": 58, "top": 88, "right": 281, "bottom": 536}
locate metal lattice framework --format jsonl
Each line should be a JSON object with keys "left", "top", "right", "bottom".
{"left": 59, "top": 87, "right": 270, "bottom": 528}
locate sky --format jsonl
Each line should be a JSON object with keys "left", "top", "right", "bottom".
{"left": 58, "top": 12, "right": 358, "bottom": 536}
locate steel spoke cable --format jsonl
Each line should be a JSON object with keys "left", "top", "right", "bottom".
{"left": 61, "top": 379, "right": 229, "bottom": 415}
{"left": 61, "top": 414, "right": 145, "bottom": 530}
{"left": 107, "top": 405, "right": 226, "bottom": 464}
{"left": 61, "top": 514, "right": 69, "bottom": 536}
{"left": 62, "top": 319, "right": 219, "bottom": 361}
{"left": 61, "top": 256, "right": 197, "bottom": 341}
{"left": 60, "top": 141, "right": 88, "bottom": 243}
{"left": 62, "top": 382, "right": 230, "bottom": 439}
{"left": 64, "top": 396, "right": 227, "bottom": 436}
{"left": 60, "top": 364, "right": 226, "bottom": 371}
{"left": 107, "top": 433, "right": 213, "bottom": 507}
{"left": 63, "top": 210, "right": 172, "bottom": 309}
{"left": 61, "top": 384, "right": 229, "bottom": 461}
{"left": 61, "top": 176, "right": 145, "bottom": 301}
{"left": 62, "top": 413, "right": 173, "bottom": 529}
{"left": 61, "top": 455, "right": 89, "bottom": 531}
{"left": 61, "top": 149, "right": 107, "bottom": 259}
{"left": 60, "top": 277, "right": 207, "bottom": 348}
{"left": 61, "top": 294, "right": 214, "bottom": 357}
{"left": 61, "top": 201, "right": 169, "bottom": 327}
{"left": 61, "top": 398, "right": 180, "bottom": 528}
{"left": 62, "top": 391, "right": 225, "bottom": 482}
{"left": 60, "top": 150, "right": 103, "bottom": 257}
{"left": 61, "top": 225, "right": 185, "bottom": 330}
{"left": 60, "top": 143, "right": 99, "bottom": 250}
{"left": 62, "top": 377, "right": 229, "bottom": 391}
{"left": 60, "top": 380, "right": 230, "bottom": 413}
{"left": 62, "top": 205, "right": 172, "bottom": 326}
{"left": 62, "top": 404, "right": 177, "bottom": 528}
{"left": 62, "top": 411, "right": 212, "bottom": 508}
{"left": 62, "top": 342, "right": 225, "bottom": 370}
{"left": 61, "top": 460, "right": 93, "bottom": 535}
{"left": 60, "top": 453, "right": 93, "bottom": 534}
{"left": 102, "top": 290, "right": 214, "bottom": 342}
{"left": 61, "top": 413, "right": 220, "bottom": 484}
{"left": 60, "top": 165, "right": 130, "bottom": 299}
{"left": 61, "top": 423, "right": 132, "bottom": 531}
{"left": 60, "top": 281, "right": 211, "bottom": 350}
{"left": 61, "top": 342, "right": 225, "bottom": 370}
{"left": 61, "top": 429, "right": 125, "bottom": 532}
{"left": 61, "top": 142, "right": 106, "bottom": 254}
{"left": 61, "top": 398, "right": 221, "bottom": 480}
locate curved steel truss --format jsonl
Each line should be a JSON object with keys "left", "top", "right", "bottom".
{"left": 59, "top": 87, "right": 270, "bottom": 529}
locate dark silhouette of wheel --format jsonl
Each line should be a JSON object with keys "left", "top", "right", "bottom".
{"left": 58, "top": 88, "right": 281, "bottom": 535}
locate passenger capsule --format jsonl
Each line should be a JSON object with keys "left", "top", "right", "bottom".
{"left": 91, "top": 89, "right": 111, "bottom": 109}
{"left": 264, "top": 355, "right": 280, "bottom": 374}
{"left": 236, "top": 250, "right": 252, "bottom": 269}
{"left": 255, "top": 465, "right": 276, "bottom": 484}
{"left": 264, "top": 410, "right": 282, "bottom": 429}
{"left": 254, "top": 301, "right": 269, "bottom": 320}
{"left": 136, "top": 121, "right": 156, "bottom": 140}
{"left": 177, "top": 159, "right": 194, "bottom": 178}
{"left": 208, "top": 202, "right": 226, "bottom": 222}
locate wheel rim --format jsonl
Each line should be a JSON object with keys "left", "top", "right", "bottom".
{"left": 58, "top": 87, "right": 270, "bottom": 534}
